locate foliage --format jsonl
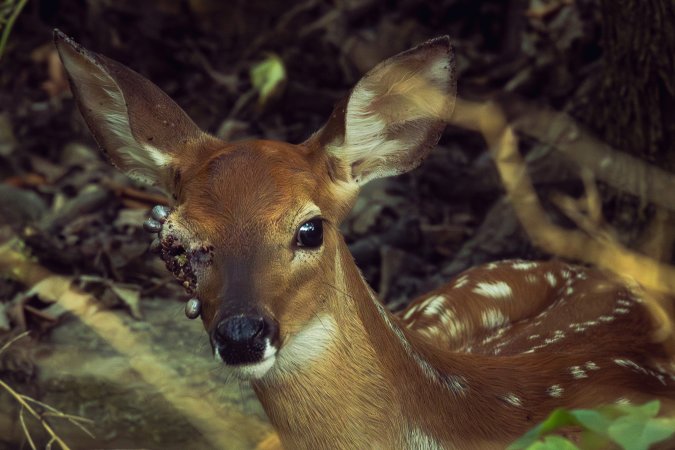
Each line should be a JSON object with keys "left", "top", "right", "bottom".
{"left": 249, "top": 53, "right": 286, "bottom": 106}
{"left": 509, "top": 401, "right": 675, "bottom": 450}
{"left": 0, "top": 0, "right": 28, "bottom": 61}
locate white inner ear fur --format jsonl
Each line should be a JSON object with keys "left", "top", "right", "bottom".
{"left": 62, "top": 56, "right": 170, "bottom": 184}
{"left": 328, "top": 55, "right": 451, "bottom": 185}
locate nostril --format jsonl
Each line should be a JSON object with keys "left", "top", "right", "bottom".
{"left": 261, "top": 317, "right": 279, "bottom": 345}
{"left": 216, "top": 315, "right": 265, "bottom": 344}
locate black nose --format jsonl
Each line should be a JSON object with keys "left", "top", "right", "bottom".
{"left": 214, "top": 315, "right": 278, "bottom": 365}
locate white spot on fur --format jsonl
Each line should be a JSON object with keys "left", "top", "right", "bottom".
{"left": 598, "top": 315, "right": 614, "bottom": 323}
{"left": 614, "top": 307, "right": 629, "bottom": 315}
{"left": 512, "top": 262, "right": 538, "bottom": 270}
{"left": 548, "top": 330, "right": 565, "bottom": 343}
{"left": 525, "top": 274, "right": 538, "bottom": 283}
{"left": 570, "top": 366, "right": 588, "bottom": 379}
{"left": 481, "top": 309, "right": 508, "bottom": 329}
{"left": 438, "top": 307, "right": 466, "bottom": 340}
{"left": 373, "top": 299, "right": 466, "bottom": 393}
{"left": 615, "top": 397, "right": 631, "bottom": 405}
{"left": 402, "top": 304, "right": 419, "bottom": 321}
{"left": 481, "top": 327, "right": 508, "bottom": 345}
{"left": 528, "top": 334, "right": 540, "bottom": 340}
{"left": 614, "top": 359, "right": 667, "bottom": 385}
{"left": 472, "top": 281, "right": 513, "bottom": 299}
{"left": 545, "top": 272, "right": 557, "bottom": 287}
{"left": 501, "top": 393, "right": 522, "bottom": 407}
{"left": 523, "top": 330, "right": 566, "bottom": 353}
{"left": 422, "top": 295, "right": 447, "bottom": 317}
{"left": 454, "top": 275, "right": 469, "bottom": 288}
{"left": 566, "top": 287, "right": 574, "bottom": 295}
{"left": 585, "top": 361, "right": 599, "bottom": 371}
{"left": 547, "top": 384, "right": 564, "bottom": 398}
{"left": 569, "top": 319, "right": 599, "bottom": 333}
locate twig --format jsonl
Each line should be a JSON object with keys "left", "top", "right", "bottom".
{"left": 0, "top": 330, "right": 29, "bottom": 354}
{"left": 579, "top": 168, "right": 603, "bottom": 227}
{"left": 192, "top": 47, "right": 238, "bottom": 93}
{"left": 1, "top": 331, "right": 90, "bottom": 448}
{"left": 19, "top": 408, "right": 36, "bottom": 450}
{"left": 0, "top": 0, "right": 28, "bottom": 62}
{"left": 0, "top": 379, "right": 71, "bottom": 450}
{"left": 25, "top": 397, "right": 95, "bottom": 438}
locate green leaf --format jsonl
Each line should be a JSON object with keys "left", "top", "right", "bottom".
{"left": 569, "top": 409, "right": 611, "bottom": 435}
{"left": 527, "top": 435, "right": 580, "bottom": 450}
{"left": 608, "top": 415, "right": 675, "bottom": 450}
{"left": 612, "top": 400, "right": 660, "bottom": 418}
{"left": 250, "top": 53, "right": 286, "bottom": 106}
{"left": 509, "top": 400, "right": 675, "bottom": 450}
{"left": 509, "top": 409, "right": 578, "bottom": 449}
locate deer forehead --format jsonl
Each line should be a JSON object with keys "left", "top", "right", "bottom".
{"left": 173, "top": 141, "right": 325, "bottom": 237}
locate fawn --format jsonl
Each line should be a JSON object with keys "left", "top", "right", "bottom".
{"left": 54, "top": 30, "right": 675, "bottom": 449}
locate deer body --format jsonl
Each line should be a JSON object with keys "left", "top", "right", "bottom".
{"left": 252, "top": 245, "right": 675, "bottom": 449}
{"left": 54, "top": 31, "right": 675, "bottom": 449}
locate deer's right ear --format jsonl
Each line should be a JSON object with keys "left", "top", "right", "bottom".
{"left": 54, "top": 30, "right": 213, "bottom": 189}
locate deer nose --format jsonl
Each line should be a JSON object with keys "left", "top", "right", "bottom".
{"left": 213, "top": 315, "right": 278, "bottom": 365}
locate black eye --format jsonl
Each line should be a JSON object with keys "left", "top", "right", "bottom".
{"left": 296, "top": 218, "right": 323, "bottom": 248}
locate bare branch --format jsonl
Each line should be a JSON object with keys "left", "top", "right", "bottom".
{"left": 447, "top": 98, "right": 675, "bottom": 344}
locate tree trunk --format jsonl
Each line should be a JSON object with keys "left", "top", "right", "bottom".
{"left": 582, "top": 0, "right": 675, "bottom": 167}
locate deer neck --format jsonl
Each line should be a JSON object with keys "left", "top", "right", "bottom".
{"left": 251, "top": 239, "right": 478, "bottom": 449}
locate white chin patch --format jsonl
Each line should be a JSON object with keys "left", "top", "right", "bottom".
{"left": 214, "top": 339, "right": 278, "bottom": 380}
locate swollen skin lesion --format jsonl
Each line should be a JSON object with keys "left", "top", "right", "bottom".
{"left": 158, "top": 227, "right": 214, "bottom": 294}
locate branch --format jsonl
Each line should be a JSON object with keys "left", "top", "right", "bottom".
{"left": 504, "top": 100, "right": 675, "bottom": 213}
{"left": 447, "top": 98, "right": 675, "bottom": 343}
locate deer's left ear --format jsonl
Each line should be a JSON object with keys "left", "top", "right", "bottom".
{"left": 307, "top": 36, "right": 456, "bottom": 186}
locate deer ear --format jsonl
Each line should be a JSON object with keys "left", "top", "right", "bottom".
{"left": 308, "top": 36, "right": 456, "bottom": 186}
{"left": 54, "top": 30, "right": 213, "bottom": 189}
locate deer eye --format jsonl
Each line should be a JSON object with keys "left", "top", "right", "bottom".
{"left": 296, "top": 218, "right": 323, "bottom": 248}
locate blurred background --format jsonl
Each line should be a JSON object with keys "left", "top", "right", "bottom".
{"left": 0, "top": 0, "right": 674, "bottom": 448}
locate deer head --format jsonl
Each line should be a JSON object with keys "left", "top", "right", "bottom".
{"left": 54, "top": 30, "right": 456, "bottom": 379}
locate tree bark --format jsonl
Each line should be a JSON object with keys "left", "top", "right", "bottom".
{"left": 582, "top": 0, "right": 675, "bottom": 168}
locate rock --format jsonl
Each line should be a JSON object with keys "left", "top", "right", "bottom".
{"left": 0, "top": 298, "right": 271, "bottom": 449}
